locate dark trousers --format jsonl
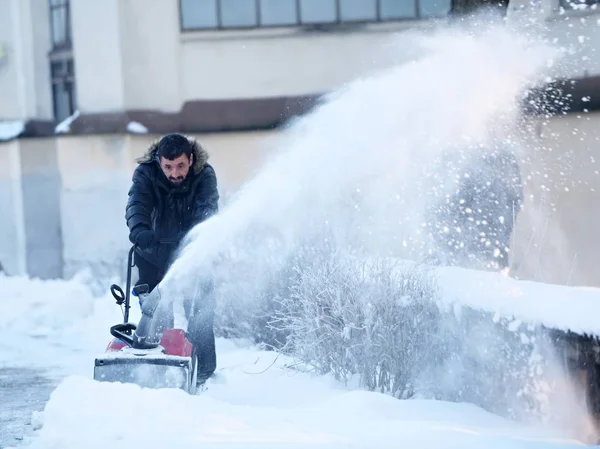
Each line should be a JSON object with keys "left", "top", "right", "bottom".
{"left": 134, "top": 251, "right": 217, "bottom": 381}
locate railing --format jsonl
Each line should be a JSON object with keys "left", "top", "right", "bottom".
{"left": 179, "top": 0, "right": 451, "bottom": 31}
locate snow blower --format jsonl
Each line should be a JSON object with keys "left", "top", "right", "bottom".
{"left": 93, "top": 246, "right": 198, "bottom": 393}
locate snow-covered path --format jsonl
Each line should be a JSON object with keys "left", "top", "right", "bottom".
{"left": 0, "top": 368, "right": 56, "bottom": 448}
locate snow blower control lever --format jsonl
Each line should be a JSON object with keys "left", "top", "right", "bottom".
{"left": 110, "top": 245, "right": 136, "bottom": 323}
{"left": 107, "top": 242, "right": 177, "bottom": 350}
{"left": 108, "top": 285, "right": 163, "bottom": 350}
{"left": 94, "top": 240, "right": 197, "bottom": 393}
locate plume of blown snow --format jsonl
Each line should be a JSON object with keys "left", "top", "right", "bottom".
{"left": 158, "top": 23, "right": 557, "bottom": 308}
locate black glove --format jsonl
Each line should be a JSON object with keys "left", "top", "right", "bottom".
{"left": 135, "top": 230, "right": 156, "bottom": 249}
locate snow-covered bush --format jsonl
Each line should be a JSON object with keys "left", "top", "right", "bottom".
{"left": 209, "top": 226, "right": 556, "bottom": 424}
{"left": 269, "top": 249, "right": 441, "bottom": 397}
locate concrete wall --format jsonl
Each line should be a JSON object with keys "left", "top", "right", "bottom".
{"left": 2, "top": 112, "right": 600, "bottom": 286}
{"left": 0, "top": 140, "right": 25, "bottom": 275}
{"left": 0, "top": 138, "right": 62, "bottom": 278}
{"left": 69, "top": 0, "right": 125, "bottom": 113}
{"left": 19, "top": 138, "right": 63, "bottom": 279}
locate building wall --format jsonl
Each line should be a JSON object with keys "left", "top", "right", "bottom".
{"left": 19, "top": 138, "right": 63, "bottom": 279}
{"left": 1, "top": 111, "right": 599, "bottom": 286}
{"left": 1, "top": 0, "right": 600, "bottom": 287}
{"left": 178, "top": 24, "right": 420, "bottom": 101}
{"left": 70, "top": 0, "right": 428, "bottom": 113}
{"left": 67, "top": 0, "right": 600, "bottom": 115}
{"left": 0, "top": 140, "right": 25, "bottom": 275}
{"left": 0, "top": 0, "right": 22, "bottom": 120}
{"left": 117, "top": 0, "right": 182, "bottom": 112}
{"left": 0, "top": 0, "right": 53, "bottom": 121}
{"left": 1, "top": 0, "right": 599, "bottom": 124}
{"left": 69, "top": 0, "right": 125, "bottom": 113}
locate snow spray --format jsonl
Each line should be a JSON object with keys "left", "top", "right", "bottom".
{"left": 154, "top": 14, "right": 599, "bottom": 443}
{"left": 162, "top": 21, "right": 557, "bottom": 298}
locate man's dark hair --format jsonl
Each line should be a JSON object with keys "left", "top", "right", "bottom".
{"left": 156, "top": 133, "right": 193, "bottom": 161}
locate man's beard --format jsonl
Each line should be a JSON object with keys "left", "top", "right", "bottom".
{"left": 169, "top": 176, "right": 184, "bottom": 184}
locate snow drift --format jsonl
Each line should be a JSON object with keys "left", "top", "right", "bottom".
{"left": 20, "top": 348, "right": 590, "bottom": 449}
{"left": 2, "top": 267, "right": 599, "bottom": 448}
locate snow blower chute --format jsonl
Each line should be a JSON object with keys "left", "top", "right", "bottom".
{"left": 93, "top": 246, "right": 198, "bottom": 393}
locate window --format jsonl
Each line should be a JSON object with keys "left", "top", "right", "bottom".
{"left": 49, "top": 0, "right": 71, "bottom": 48}
{"left": 48, "top": 0, "right": 77, "bottom": 122}
{"left": 179, "top": 0, "right": 451, "bottom": 30}
{"left": 50, "top": 56, "right": 77, "bottom": 122}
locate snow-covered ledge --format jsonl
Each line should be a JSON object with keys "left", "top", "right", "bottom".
{"left": 54, "top": 110, "right": 80, "bottom": 134}
{"left": 0, "top": 120, "right": 25, "bottom": 142}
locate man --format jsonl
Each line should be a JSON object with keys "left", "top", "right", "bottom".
{"left": 428, "top": 146, "right": 524, "bottom": 272}
{"left": 125, "top": 133, "right": 219, "bottom": 384}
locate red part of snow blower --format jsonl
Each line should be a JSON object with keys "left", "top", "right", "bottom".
{"left": 93, "top": 246, "right": 198, "bottom": 393}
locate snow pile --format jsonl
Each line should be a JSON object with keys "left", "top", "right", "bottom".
{"left": 0, "top": 271, "right": 131, "bottom": 376}
{"left": 1, "top": 264, "right": 598, "bottom": 447}
{"left": 54, "top": 110, "right": 80, "bottom": 134}
{"left": 18, "top": 340, "right": 590, "bottom": 449}
{"left": 127, "top": 121, "right": 148, "bottom": 134}
{"left": 0, "top": 120, "right": 25, "bottom": 141}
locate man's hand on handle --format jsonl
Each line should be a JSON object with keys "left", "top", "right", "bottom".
{"left": 135, "top": 230, "right": 156, "bottom": 249}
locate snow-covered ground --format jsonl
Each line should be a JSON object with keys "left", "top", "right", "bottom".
{"left": 20, "top": 345, "right": 589, "bottom": 449}
{"left": 0, "top": 268, "right": 598, "bottom": 449}
{"left": 0, "top": 271, "right": 124, "bottom": 378}
{"left": 1, "top": 22, "right": 597, "bottom": 449}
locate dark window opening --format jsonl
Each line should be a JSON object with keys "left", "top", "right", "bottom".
{"left": 48, "top": 0, "right": 76, "bottom": 122}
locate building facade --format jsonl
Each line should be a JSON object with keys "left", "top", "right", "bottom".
{"left": 0, "top": 0, "right": 599, "bottom": 286}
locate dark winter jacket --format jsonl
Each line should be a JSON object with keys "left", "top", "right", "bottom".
{"left": 125, "top": 137, "right": 219, "bottom": 269}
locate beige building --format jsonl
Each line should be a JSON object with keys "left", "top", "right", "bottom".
{"left": 0, "top": 0, "right": 599, "bottom": 287}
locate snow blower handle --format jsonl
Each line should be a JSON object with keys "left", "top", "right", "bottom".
{"left": 109, "top": 241, "right": 177, "bottom": 329}
{"left": 109, "top": 322, "right": 137, "bottom": 346}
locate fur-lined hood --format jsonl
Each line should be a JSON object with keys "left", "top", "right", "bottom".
{"left": 136, "top": 135, "right": 210, "bottom": 175}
